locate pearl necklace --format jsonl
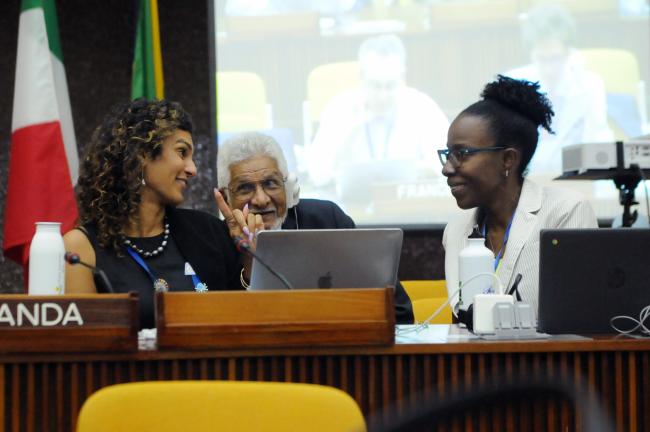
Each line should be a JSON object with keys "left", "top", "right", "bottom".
{"left": 123, "top": 222, "right": 170, "bottom": 258}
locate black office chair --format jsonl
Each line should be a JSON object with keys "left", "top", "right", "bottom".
{"left": 368, "top": 375, "right": 614, "bottom": 432}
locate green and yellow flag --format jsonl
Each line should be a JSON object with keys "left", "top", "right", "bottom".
{"left": 131, "top": 0, "right": 164, "bottom": 99}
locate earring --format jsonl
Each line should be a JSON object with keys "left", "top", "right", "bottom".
{"left": 141, "top": 170, "right": 146, "bottom": 186}
{"left": 505, "top": 170, "right": 509, "bottom": 178}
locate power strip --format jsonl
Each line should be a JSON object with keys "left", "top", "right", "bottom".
{"left": 473, "top": 294, "right": 513, "bottom": 334}
{"left": 473, "top": 294, "right": 550, "bottom": 340}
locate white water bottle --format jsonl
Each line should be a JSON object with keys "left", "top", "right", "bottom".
{"left": 28, "top": 222, "right": 65, "bottom": 295}
{"left": 458, "top": 231, "right": 493, "bottom": 311}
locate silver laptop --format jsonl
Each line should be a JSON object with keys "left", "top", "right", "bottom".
{"left": 249, "top": 229, "right": 403, "bottom": 290}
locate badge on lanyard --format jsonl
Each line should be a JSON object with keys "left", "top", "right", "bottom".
{"left": 185, "top": 262, "right": 207, "bottom": 292}
{"left": 154, "top": 278, "right": 170, "bottom": 292}
{"left": 127, "top": 247, "right": 171, "bottom": 292}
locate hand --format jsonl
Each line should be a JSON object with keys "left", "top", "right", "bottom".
{"left": 213, "top": 188, "right": 264, "bottom": 250}
{"left": 214, "top": 188, "right": 264, "bottom": 283}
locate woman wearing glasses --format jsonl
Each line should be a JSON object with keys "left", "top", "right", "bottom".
{"left": 440, "top": 75, "right": 597, "bottom": 313}
{"left": 64, "top": 99, "right": 242, "bottom": 329}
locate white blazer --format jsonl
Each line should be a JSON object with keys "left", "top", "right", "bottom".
{"left": 442, "top": 179, "right": 598, "bottom": 313}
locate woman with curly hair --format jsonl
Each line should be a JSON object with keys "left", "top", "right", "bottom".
{"left": 440, "top": 75, "right": 597, "bottom": 315}
{"left": 64, "top": 99, "right": 242, "bottom": 328}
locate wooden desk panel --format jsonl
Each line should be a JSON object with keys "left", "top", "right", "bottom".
{"left": 1, "top": 336, "right": 649, "bottom": 431}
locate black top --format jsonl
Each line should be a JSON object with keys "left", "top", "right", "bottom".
{"left": 122, "top": 232, "right": 196, "bottom": 293}
{"left": 282, "top": 198, "right": 355, "bottom": 230}
{"left": 282, "top": 199, "right": 414, "bottom": 324}
{"left": 82, "top": 207, "right": 241, "bottom": 329}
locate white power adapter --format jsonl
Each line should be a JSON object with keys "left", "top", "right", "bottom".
{"left": 472, "top": 294, "right": 514, "bottom": 334}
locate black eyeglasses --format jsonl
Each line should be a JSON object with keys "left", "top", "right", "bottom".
{"left": 228, "top": 175, "right": 286, "bottom": 201}
{"left": 438, "top": 146, "right": 506, "bottom": 167}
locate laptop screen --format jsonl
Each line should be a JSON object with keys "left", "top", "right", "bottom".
{"left": 250, "top": 228, "right": 403, "bottom": 291}
{"left": 538, "top": 228, "right": 650, "bottom": 334}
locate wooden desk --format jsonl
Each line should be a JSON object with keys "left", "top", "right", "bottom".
{"left": 1, "top": 329, "right": 649, "bottom": 431}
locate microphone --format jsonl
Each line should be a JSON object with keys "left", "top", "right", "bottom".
{"left": 233, "top": 236, "right": 293, "bottom": 290}
{"left": 64, "top": 252, "right": 115, "bottom": 293}
{"left": 507, "top": 273, "right": 523, "bottom": 302}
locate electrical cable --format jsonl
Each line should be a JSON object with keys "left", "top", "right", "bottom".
{"left": 396, "top": 272, "right": 505, "bottom": 335}
{"left": 610, "top": 304, "right": 650, "bottom": 335}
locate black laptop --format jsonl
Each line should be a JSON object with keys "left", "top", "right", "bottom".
{"left": 538, "top": 228, "right": 650, "bottom": 334}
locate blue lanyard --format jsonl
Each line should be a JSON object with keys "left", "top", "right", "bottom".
{"left": 126, "top": 247, "right": 207, "bottom": 292}
{"left": 481, "top": 212, "right": 515, "bottom": 272}
{"left": 126, "top": 247, "right": 158, "bottom": 282}
{"left": 364, "top": 118, "right": 394, "bottom": 159}
{"left": 190, "top": 274, "right": 207, "bottom": 292}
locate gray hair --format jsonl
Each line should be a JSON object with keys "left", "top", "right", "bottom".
{"left": 358, "top": 34, "right": 406, "bottom": 72}
{"left": 217, "top": 132, "right": 289, "bottom": 189}
{"left": 521, "top": 4, "right": 576, "bottom": 50}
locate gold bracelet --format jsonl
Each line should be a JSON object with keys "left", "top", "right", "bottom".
{"left": 240, "top": 268, "right": 250, "bottom": 289}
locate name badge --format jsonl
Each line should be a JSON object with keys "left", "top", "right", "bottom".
{"left": 184, "top": 262, "right": 196, "bottom": 276}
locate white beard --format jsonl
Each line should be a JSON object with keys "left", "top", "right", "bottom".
{"left": 269, "top": 219, "right": 283, "bottom": 231}
{"left": 268, "top": 210, "right": 287, "bottom": 231}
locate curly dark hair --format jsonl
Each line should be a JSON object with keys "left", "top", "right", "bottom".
{"left": 77, "top": 98, "right": 193, "bottom": 252}
{"left": 460, "top": 75, "right": 554, "bottom": 178}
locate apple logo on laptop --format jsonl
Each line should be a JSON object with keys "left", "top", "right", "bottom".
{"left": 317, "top": 271, "right": 333, "bottom": 289}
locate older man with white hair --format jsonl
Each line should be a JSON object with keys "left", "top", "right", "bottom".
{"left": 308, "top": 34, "right": 449, "bottom": 190}
{"left": 214, "top": 132, "right": 413, "bottom": 324}
{"left": 216, "top": 132, "right": 354, "bottom": 231}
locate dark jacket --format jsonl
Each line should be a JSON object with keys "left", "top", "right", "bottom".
{"left": 84, "top": 207, "right": 240, "bottom": 328}
{"left": 167, "top": 207, "right": 241, "bottom": 291}
{"left": 282, "top": 199, "right": 414, "bottom": 324}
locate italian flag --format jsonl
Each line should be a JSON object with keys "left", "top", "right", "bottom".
{"left": 131, "top": 0, "right": 164, "bottom": 99}
{"left": 4, "top": 0, "right": 78, "bottom": 272}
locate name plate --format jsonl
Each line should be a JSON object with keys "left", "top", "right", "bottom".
{"left": 0, "top": 293, "right": 139, "bottom": 353}
{"left": 156, "top": 288, "right": 395, "bottom": 350}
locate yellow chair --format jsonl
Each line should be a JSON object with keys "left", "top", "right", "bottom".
{"left": 302, "top": 61, "right": 360, "bottom": 146}
{"left": 412, "top": 297, "right": 453, "bottom": 324}
{"left": 216, "top": 71, "right": 272, "bottom": 132}
{"left": 76, "top": 381, "right": 366, "bottom": 432}
{"left": 580, "top": 48, "right": 648, "bottom": 137}
{"left": 402, "top": 280, "right": 447, "bottom": 302}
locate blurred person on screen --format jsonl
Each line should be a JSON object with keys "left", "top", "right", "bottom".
{"left": 306, "top": 34, "right": 449, "bottom": 204}
{"left": 64, "top": 99, "right": 244, "bottom": 329}
{"left": 440, "top": 76, "right": 597, "bottom": 316}
{"left": 506, "top": 4, "right": 613, "bottom": 175}
{"left": 214, "top": 132, "right": 414, "bottom": 324}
